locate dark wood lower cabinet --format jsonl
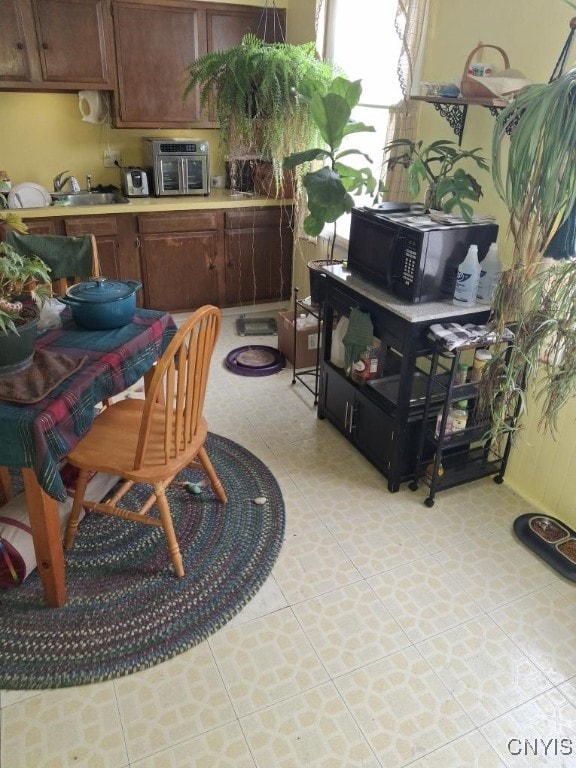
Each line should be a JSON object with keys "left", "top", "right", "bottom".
{"left": 139, "top": 231, "right": 222, "bottom": 312}
{"left": 19, "top": 203, "right": 293, "bottom": 311}
{"left": 224, "top": 207, "right": 293, "bottom": 306}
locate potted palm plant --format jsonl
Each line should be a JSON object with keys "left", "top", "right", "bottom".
{"left": 381, "top": 138, "right": 489, "bottom": 223}
{"left": 485, "top": 67, "right": 576, "bottom": 437}
{"left": 0, "top": 206, "right": 52, "bottom": 372}
{"left": 183, "top": 33, "right": 336, "bottom": 196}
{"left": 283, "top": 76, "right": 379, "bottom": 302}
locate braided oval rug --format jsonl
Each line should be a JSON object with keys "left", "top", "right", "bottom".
{"left": 0, "top": 433, "right": 285, "bottom": 690}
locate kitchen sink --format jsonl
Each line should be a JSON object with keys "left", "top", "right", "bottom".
{"left": 51, "top": 192, "right": 130, "bottom": 206}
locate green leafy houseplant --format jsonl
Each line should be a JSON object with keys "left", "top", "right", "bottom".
{"left": 0, "top": 206, "right": 52, "bottom": 335}
{"left": 283, "top": 76, "right": 379, "bottom": 261}
{"left": 381, "top": 138, "right": 489, "bottom": 222}
{"left": 183, "top": 34, "right": 336, "bottom": 193}
{"left": 485, "top": 67, "right": 576, "bottom": 436}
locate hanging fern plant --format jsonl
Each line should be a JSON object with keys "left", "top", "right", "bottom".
{"left": 183, "top": 34, "right": 337, "bottom": 193}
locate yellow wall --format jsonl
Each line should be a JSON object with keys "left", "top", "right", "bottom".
{"left": 0, "top": 0, "right": 289, "bottom": 191}
{"left": 421, "top": 0, "right": 576, "bottom": 526}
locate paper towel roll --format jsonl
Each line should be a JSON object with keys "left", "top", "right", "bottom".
{"left": 78, "top": 90, "right": 109, "bottom": 124}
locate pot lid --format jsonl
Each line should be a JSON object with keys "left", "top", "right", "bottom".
{"left": 65, "top": 277, "right": 141, "bottom": 303}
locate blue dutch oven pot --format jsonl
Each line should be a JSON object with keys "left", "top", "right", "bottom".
{"left": 58, "top": 277, "right": 142, "bottom": 329}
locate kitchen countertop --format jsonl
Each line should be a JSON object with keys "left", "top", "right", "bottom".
{"left": 321, "top": 263, "right": 492, "bottom": 324}
{"left": 15, "top": 189, "right": 291, "bottom": 219}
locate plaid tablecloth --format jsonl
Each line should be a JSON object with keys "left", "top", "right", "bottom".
{"left": 0, "top": 308, "right": 177, "bottom": 501}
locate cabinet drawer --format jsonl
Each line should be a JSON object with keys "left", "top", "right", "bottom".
{"left": 64, "top": 216, "right": 118, "bottom": 237}
{"left": 226, "top": 209, "right": 281, "bottom": 229}
{"left": 137, "top": 211, "right": 220, "bottom": 234}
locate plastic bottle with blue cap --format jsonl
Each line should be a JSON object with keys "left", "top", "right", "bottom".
{"left": 453, "top": 244, "right": 481, "bottom": 306}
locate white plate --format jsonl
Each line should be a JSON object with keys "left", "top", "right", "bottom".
{"left": 8, "top": 182, "right": 52, "bottom": 209}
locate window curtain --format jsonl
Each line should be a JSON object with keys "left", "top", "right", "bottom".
{"left": 381, "top": 0, "right": 430, "bottom": 202}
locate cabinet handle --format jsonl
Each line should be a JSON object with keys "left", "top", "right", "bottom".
{"left": 348, "top": 404, "right": 355, "bottom": 434}
{"left": 42, "top": 43, "right": 49, "bottom": 50}
{"left": 344, "top": 401, "right": 350, "bottom": 431}
{"left": 134, "top": 235, "right": 141, "bottom": 248}
{"left": 16, "top": 42, "right": 24, "bottom": 50}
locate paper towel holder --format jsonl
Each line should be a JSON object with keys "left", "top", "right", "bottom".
{"left": 78, "top": 90, "right": 110, "bottom": 124}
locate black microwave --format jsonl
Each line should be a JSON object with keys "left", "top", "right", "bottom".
{"left": 347, "top": 207, "right": 499, "bottom": 303}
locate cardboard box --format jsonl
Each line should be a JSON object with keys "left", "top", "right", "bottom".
{"left": 277, "top": 310, "right": 322, "bottom": 369}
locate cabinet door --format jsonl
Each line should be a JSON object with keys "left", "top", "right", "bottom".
{"left": 63, "top": 215, "right": 141, "bottom": 284}
{"left": 112, "top": 0, "right": 206, "bottom": 128}
{"left": 140, "top": 232, "right": 221, "bottom": 311}
{"left": 352, "top": 395, "right": 397, "bottom": 479}
{"left": 224, "top": 208, "right": 292, "bottom": 305}
{"left": 1, "top": 0, "right": 114, "bottom": 89}
{"left": 32, "top": 0, "right": 115, "bottom": 86}
{"left": 206, "top": 5, "right": 286, "bottom": 50}
{"left": 0, "top": 1, "right": 37, "bottom": 84}
{"left": 321, "top": 366, "right": 356, "bottom": 435}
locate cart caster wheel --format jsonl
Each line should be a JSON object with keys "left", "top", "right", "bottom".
{"left": 493, "top": 475, "right": 504, "bottom": 484}
{"left": 424, "top": 497, "right": 435, "bottom": 508}
{"left": 409, "top": 481, "right": 419, "bottom": 491}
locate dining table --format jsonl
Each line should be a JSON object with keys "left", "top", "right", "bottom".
{"left": 0, "top": 307, "right": 178, "bottom": 607}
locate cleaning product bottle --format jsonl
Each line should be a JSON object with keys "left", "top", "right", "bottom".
{"left": 296, "top": 313, "right": 308, "bottom": 329}
{"left": 476, "top": 242, "right": 501, "bottom": 305}
{"left": 330, "top": 315, "right": 349, "bottom": 369}
{"left": 453, "top": 244, "right": 481, "bottom": 306}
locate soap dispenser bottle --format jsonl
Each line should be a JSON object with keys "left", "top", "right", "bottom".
{"left": 453, "top": 244, "right": 481, "bottom": 307}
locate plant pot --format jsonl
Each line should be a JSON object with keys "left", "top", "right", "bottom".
{"left": 0, "top": 311, "right": 39, "bottom": 374}
{"left": 307, "top": 259, "right": 343, "bottom": 306}
{"left": 253, "top": 162, "right": 295, "bottom": 199}
{"left": 225, "top": 159, "right": 258, "bottom": 192}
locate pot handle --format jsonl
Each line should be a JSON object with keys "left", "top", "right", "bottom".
{"left": 126, "top": 280, "right": 143, "bottom": 292}
{"left": 57, "top": 295, "right": 76, "bottom": 306}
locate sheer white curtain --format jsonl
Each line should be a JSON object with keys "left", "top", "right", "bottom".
{"left": 320, "top": 0, "right": 430, "bottom": 228}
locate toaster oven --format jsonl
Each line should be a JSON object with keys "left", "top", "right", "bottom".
{"left": 143, "top": 138, "right": 209, "bottom": 196}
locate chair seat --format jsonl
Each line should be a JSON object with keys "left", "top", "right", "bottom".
{"left": 67, "top": 398, "right": 208, "bottom": 484}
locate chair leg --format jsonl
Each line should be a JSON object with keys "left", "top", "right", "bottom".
{"left": 65, "top": 469, "right": 92, "bottom": 549}
{"left": 197, "top": 447, "right": 228, "bottom": 504}
{"left": 154, "top": 482, "right": 184, "bottom": 578}
{"left": 0, "top": 466, "right": 13, "bottom": 503}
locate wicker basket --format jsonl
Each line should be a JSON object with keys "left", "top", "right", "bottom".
{"left": 460, "top": 44, "right": 510, "bottom": 99}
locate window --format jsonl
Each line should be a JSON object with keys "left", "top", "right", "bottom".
{"left": 322, "top": 0, "right": 425, "bottom": 239}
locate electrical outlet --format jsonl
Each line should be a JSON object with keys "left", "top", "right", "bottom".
{"left": 103, "top": 149, "right": 121, "bottom": 168}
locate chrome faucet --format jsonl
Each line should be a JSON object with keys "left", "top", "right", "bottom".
{"left": 53, "top": 170, "right": 71, "bottom": 192}
{"left": 53, "top": 171, "right": 81, "bottom": 193}
{"left": 86, "top": 174, "right": 92, "bottom": 193}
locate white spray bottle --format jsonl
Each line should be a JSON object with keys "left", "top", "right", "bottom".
{"left": 453, "top": 244, "right": 481, "bottom": 307}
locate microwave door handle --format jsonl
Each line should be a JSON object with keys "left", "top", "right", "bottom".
{"left": 180, "top": 157, "right": 187, "bottom": 194}
{"left": 387, "top": 231, "right": 402, "bottom": 287}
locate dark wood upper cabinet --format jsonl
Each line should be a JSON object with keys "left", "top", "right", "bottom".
{"left": 0, "top": 0, "right": 116, "bottom": 89}
{"left": 206, "top": 5, "right": 286, "bottom": 50}
{"left": 111, "top": 0, "right": 207, "bottom": 128}
{"left": 111, "top": 1, "right": 286, "bottom": 128}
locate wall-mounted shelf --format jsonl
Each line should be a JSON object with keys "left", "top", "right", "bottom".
{"left": 411, "top": 95, "right": 508, "bottom": 145}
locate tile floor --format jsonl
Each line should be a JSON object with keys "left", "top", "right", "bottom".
{"left": 2, "top": 307, "right": 576, "bottom": 767}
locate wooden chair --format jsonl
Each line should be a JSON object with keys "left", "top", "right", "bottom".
{"left": 0, "top": 467, "right": 13, "bottom": 504}
{"left": 5, "top": 232, "right": 100, "bottom": 293}
{"left": 64, "top": 305, "right": 227, "bottom": 577}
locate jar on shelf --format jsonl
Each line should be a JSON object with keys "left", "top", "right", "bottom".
{"left": 470, "top": 349, "right": 492, "bottom": 382}
{"left": 455, "top": 362, "right": 469, "bottom": 384}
